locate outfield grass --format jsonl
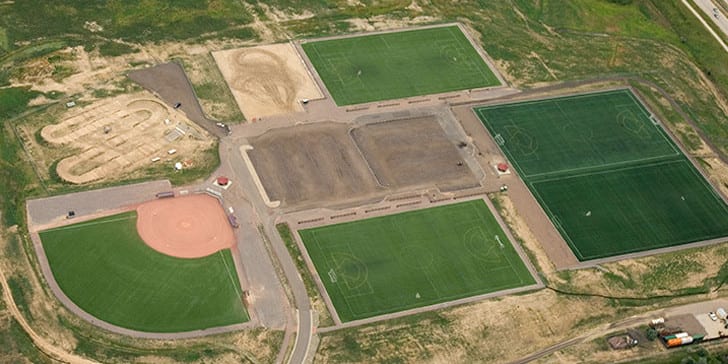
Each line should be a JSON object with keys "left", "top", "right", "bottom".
{"left": 302, "top": 25, "right": 501, "bottom": 105}
{"left": 475, "top": 89, "right": 728, "bottom": 261}
{"left": 298, "top": 200, "right": 536, "bottom": 322}
{"left": 40, "top": 212, "right": 248, "bottom": 332}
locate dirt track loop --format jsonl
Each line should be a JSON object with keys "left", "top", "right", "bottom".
{"left": 136, "top": 194, "right": 235, "bottom": 258}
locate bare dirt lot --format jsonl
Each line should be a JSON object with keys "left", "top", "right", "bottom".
{"left": 41, "top": 92, "right": 212, "bottom": 184}
{"left": 247, "top": 114, "right": 485, "bottom": 210}
{"left": 212, "top": 43, "right": 322, "bottom": 119}
{"left": 351, "top": 115, "right": 479, "bottom": 191}
{"left": 136, "top": 194, "right": 235, "bottom": 259}
{"left": 247, "top": 122, "right": 382, "bottom": 209}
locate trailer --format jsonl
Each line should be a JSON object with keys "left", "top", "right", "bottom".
{"left": 155, "top": 191, "right": 175, "bottom": 199}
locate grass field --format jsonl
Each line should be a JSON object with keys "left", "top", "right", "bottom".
{"left": 298, "top": 200, "right": 536, "bottom": 322}
{"left": 0, "top": 1, "right": 252, "bottom": 47}
{"left": 475, "top": 89, "right": 728, "bottom": 261}
{"left": 40, "top": 212, "right": 248, "bottom": 332}
{"left": 302, "top": 25, "right": 501, "bottom": 105}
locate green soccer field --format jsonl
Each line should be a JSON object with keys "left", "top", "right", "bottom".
{"left": 40, "top": 212, "right": 249, "bottom": 332}
{"left": 302, "top": 25, "right": 501, "bottom": 106}
{"left": 475, "top": 89, "right": 728, "bottom": 261}
{"left": 298, "top": 200, "right": 537, "bottom": 322}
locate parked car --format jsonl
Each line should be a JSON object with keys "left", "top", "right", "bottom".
{"left": 709, "top": 312, "right": 718, "bottom": 321}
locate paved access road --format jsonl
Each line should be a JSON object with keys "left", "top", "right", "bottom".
{"left": 26, "top": 180, "right": 171, "bottom": 228}
{"left": 684, "top": 0, "right": 728, "bottom": 52}
{"left": 216, "top": 139, "right": 313, "bottom": 364}
{"left": 695, "top": 0, "right": 728, "bottom": 38}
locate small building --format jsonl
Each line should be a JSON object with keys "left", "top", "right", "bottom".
{"left": 497, "top": 163, "right": 509, "bottom": 172}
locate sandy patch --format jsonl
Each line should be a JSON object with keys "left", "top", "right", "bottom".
{"left": 212, "top": 43, "right": 322, "bottom": 119}
{"left": 41, "top": 92, "right": 212, "bottom": 184}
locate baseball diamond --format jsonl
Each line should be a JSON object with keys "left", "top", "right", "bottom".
{"left": 39, "top": 203, "right": 248, "bottom": 333}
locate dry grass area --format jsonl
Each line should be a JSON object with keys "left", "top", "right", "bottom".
{"left": 316, "top": 290, "right": 632, "bottom": 363}
{"left": 39, "top": 92, "right": 212, "bottom": 184}
{"left": 179, "top": 52, "right": 244, "bottom": 122}
{"left": 212, "top": 43, "right": 322, "bottom": 119}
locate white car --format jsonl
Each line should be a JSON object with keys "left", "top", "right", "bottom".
{"left": 709, "top": 312, "right": 718, "bottom": 321}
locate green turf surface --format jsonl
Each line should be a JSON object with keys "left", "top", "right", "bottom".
{"left": 475, "top": 89, "right": 679, "bottom": 177}
{"left": 302, "top": 25, "right": 500, "bottom": 105}
{"left": 475, "top": 89, "right": 728, "bottom": 261}
{"left": 40, "top": 212, "right": 248, "bottom": 332}
{"left": 298, "top": 200, "right": 536, "bottom": 322}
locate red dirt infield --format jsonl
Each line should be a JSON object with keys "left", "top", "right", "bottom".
{"left": 136, "top": 194, "right": 235, "bottom": 258}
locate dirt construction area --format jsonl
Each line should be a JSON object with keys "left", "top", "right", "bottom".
{"left": 41, "top": 92, "right": 212, "bottom": 184}
{"left": 351, "top": 115, "right": 479, "bottom": 191}
{"left": 246, "top": 114, "right": 483, "bottom": 210}
{"left": 212, "top": 43, "right": 323, "bottom": 119}
{"left": 136, "top": 194, "right": 235, "bottom": 258}
{"left": 247, "top": 122, "right": 383, "bottom": 209}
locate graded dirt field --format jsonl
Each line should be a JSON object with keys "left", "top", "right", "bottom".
{"left": 39, "top": 212, "right": 249, "bottom": 333}
{"left": 351, "top": 115, "right": 479, "bottom": 191}
{"left": 212, "top": 43, "right": 322, "bottom": 119}
{"left": 247, "top": 122, "right": 382, "bottom": 209}
{"left": 301, "top": 25, "right": 501, "bottom": 105}
{"left": 475, "top": 89, "right": 728, "bottom": 260}
{"left": 247, "top": 115, "right": 483, "bottom": 209}
{"left": 40, "top": 92, "right": 212, "bottom": 184}
{"left": 136, "top": 194, "right": 235, "bottom": 259}
{"left": 298, "top": 200, "right": 537, "bottom": 322}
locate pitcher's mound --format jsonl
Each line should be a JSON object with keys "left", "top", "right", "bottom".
{"left": 136, "top": 194, "right": 235, "bottom": 258}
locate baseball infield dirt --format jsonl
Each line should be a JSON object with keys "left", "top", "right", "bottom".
{"left": 136, "top": 194, "right": 234, "bottom": 259}
{"left": 212, "top": 43, "right": 322, "bottom": 119}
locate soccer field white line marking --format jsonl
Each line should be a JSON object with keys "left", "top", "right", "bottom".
{"left": 444, "top": 26, "right": 494, "bottom": 82}
{"left": 328, "top": 268, "right": 337, "bottom": 283}
{"left": 525, "top": 154, "right": 680, "bottom": 180}
{"left": 41, "top": 214, "right": 135, "bottom": 233}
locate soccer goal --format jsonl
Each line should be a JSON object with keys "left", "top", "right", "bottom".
{"left": 494, "top": 133, "right": 505, "bottom": 146}
{"left": 328, "top": 269, "right": 338, "bottom": 283}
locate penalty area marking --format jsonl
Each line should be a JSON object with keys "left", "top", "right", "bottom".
{"left": 328, "top": 268, "right": 338, "bottom": 283}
